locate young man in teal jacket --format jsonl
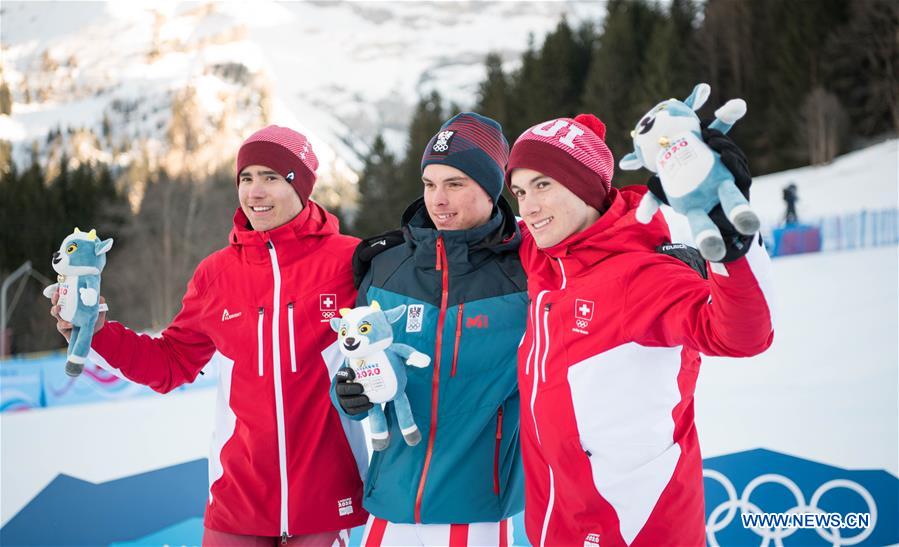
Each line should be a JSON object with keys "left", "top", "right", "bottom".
{"left": 333, "top": 113, "right": 526, "bottom": 546}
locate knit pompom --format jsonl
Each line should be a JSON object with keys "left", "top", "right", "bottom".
{"left": 574, "top": 114, "right": 607, "bottom": 141}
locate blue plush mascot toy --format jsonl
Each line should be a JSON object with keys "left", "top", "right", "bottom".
{"left": 331, "top": 301, "right": 431, "bottom": 451}
{"left": 620, "top": 83, "right": 760, "bottom": 261}
{"left": 42, "top": 228, "right": 113, "bottom": 377}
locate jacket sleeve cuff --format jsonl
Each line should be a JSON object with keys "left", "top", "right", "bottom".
{"left": 707, "top": 232, "right": 777, "bottom": 342}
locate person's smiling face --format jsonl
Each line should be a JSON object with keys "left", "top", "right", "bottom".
{"left": 509, "top": 168, "right": 600, "bottom": 248}
{"left": 422, "top": 163, "right": 494, "bottom": 231}
{"left": 238, "top": 165, "right": 303, "bottom": 231}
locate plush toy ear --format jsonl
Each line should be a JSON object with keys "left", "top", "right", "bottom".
{"left": 619, "top": 152, "right": 643, "bottom": 171}
{"left": 714, "top": 98, "right": 747, "bottom": 125}
{"left": 385, "top": 304, "right": 407, "bottom": 324}
{"left": 330, "top": 317, "right": 342, "bottom": 332}
{"left": 95, "top": 238, "right": 114, "bottom": 255}
{"left": 684, "top": 83, "right": 711, "bottom": 111}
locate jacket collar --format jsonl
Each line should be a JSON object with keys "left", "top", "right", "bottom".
{"left": 400, "top": 195, "right": 520, "bottom": 273}
{"left": 537, "top": 187, "right": 669, "bottom": 277}
{"left": 540, "top": 188, "right": 627, "bottom": 259}
{"left": 228, "top": 201, "right": 340, "bottom": 261}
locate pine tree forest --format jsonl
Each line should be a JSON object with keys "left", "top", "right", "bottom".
{"left": 355, "top": 0, "right": 896, "bottom": 234}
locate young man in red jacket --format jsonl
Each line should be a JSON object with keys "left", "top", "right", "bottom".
{"left": 505, "top": 114, "right": 775, "bottom": 547}
{"left": 51, "top": 126, "right": 368, "bottom": 546}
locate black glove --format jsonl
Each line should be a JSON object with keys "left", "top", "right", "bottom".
{"left": 656, "top": 242, "right": 708, "bottom": 279}
{"left": 352, "top": 230, "right": 405, "bottom": 289}
{"left": 334, "top": 367, "right": 373, "bottom": 415}
{"left": 646, "top": 125, "right": 755, "bottom": 263}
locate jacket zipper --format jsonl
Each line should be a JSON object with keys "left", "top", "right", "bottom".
{"left": 287, "top": 302, "right": 297, "bottom": 373}
{"left": 365, "top": 451, "right": 383, "bottom": 497}
{"left": 527, "top": 290, "right": 556, "bottom": 547}
{"left": 538, "top": 300, "right": 555, "bottom": 547}
{"left": 414, "top": 235, "right": 449, "bottom": 523}
{"left": 257, "top": 308, "right": 264, "bottom": 377}
{"left": 266, "top": 241, "right": 290, "bottom": 540}
{"left": 450, "top": 302, "right": 464, "bottom": 377}
{"left": 494, "top": 406, "right": 504, "bottom": 495}
{"left": 535, "top": 259, "right": 567, "bottom": 545}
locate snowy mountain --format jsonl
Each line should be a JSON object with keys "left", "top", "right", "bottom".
{"left": 0, "top": 1, "right": 603, "bottom": 185}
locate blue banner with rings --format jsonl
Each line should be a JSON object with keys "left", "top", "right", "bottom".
{"left": 703, "top": 449, "right": 899, "bottom": 547}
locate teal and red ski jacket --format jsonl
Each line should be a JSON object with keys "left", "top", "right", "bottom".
{"left": 339, "top": 196, "right": 528, "bottom": 524}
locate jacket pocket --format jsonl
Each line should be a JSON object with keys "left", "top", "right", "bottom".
{"left": 256, "top": 307, "right": 264, "bottom": 377}
{"left": 494, "top": 405, "right": 504, "bottom": 495}
{"left": 451, "top": 302, "right": 464, "bottom": 377}
{"left": 287, "top": 302, "right": 297, "bottom": 373}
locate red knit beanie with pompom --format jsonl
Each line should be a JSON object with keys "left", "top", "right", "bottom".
{"left": 505, "top": 113, "right": 615, "bottom": 211}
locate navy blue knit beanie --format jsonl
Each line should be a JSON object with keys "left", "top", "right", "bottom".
{"left": 421, "top": 112, "right": 510, "bottom": 202}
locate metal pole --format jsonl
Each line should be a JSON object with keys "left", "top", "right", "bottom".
{"left": 1, "top": 261, "right": 32, "bottom": 358}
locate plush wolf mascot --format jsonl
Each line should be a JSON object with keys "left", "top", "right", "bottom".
{"left": 620, "top": 83, "right": 759, "bottom": 261}
{"left": 331, "top": 301, "right": 431, "bottom": 451}
{"left": 42, "top": 228, "right": 113, "bottom": 377}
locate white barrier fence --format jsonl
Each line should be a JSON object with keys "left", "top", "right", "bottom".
{"left": 816, "top": 208, "right": 899, "bottom": 252}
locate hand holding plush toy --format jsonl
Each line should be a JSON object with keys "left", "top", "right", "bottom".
{"left": 331, "top": 301, "right": 430, "bottom": 451}
{"left": 619, "top": 83, "right": 760, "bottom": 261}
{"left": 42, "top": 228, "right": 113, "bottom": 377}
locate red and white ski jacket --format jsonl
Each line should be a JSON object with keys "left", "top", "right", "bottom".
{"left": 516, "top": 187, "right": 775, "bottom": 547}
{"left": 90, "top": 202, "right": 369, "bottom": 538}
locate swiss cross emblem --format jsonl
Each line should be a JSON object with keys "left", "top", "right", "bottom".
{"left": 575, "top": 299, "right": 594, "bottom": 321}
{"left": 320, "top": 294, "right": 337, "bottom": 322}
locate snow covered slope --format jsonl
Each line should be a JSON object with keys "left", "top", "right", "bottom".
{"left": 750, "top": 139, "right": 898, "bottom": 225}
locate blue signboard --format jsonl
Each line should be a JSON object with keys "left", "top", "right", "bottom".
{"left": 703, "top": 449, "right": 898, "bottom": 546}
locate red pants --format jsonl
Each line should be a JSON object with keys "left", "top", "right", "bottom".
{"left": 202, "top": 527, "right": 348, "bottom": 547}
